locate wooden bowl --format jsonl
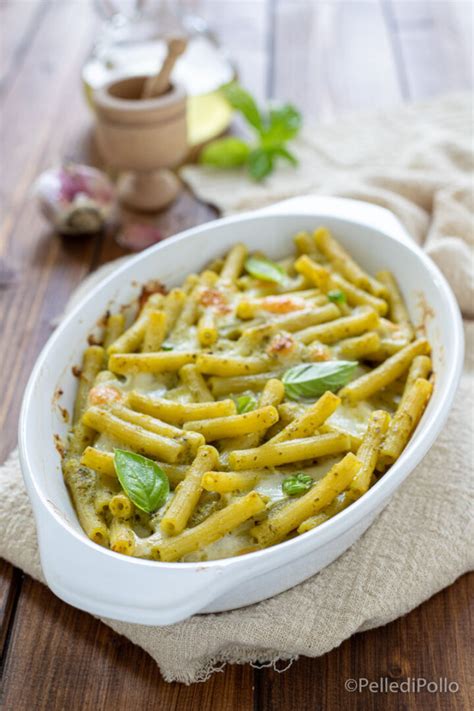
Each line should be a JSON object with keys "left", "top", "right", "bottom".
{"left": 94, "top": 76, "right": 188, "bottom": 211}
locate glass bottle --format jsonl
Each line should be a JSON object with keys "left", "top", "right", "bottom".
{"left": 82, "top": 0, "right": 236, "bottom": 147}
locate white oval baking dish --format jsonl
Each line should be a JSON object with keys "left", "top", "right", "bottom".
{"left": 19, "top": 196, "right": 463, "bottom": 625}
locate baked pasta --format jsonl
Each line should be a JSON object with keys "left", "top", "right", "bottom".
{"left": 62, "top": 227, "right": 433, "bottom": 562}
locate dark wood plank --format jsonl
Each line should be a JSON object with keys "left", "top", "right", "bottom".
{"left": 0, "top": 1, "right": 98, "bottom": 224}
{"left": 272, "top": 0, "right": 402, "bottom": 117}
{"left": 256, "top": 573, "right": 473, "bottom": 711}
{"left": 0, "top": 562, "right": 22, "bottom": 658}
{"left": 0, "top": 575, "right": 254, "bottom": 711}
{"left": 0, "top": 4, "right": 101, "bottom": 460}
{"left": 0, "top": 5, "right": 103, "bottom": 688}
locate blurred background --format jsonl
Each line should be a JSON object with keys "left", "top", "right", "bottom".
{"left": 2, "top": 0, "right": 472, "bottom": 230}
{"left": 1, "top": 1, "right": 473, "bottom": 217}
{"left": 3, "top": 1, "right": 472, "bottom": 109}
{"left": 2, "top": 1, "right": 473, "bottom": 140}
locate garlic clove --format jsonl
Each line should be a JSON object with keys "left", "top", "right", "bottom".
{"left": 35, "top": 163, "right": 118, "bottom": 235}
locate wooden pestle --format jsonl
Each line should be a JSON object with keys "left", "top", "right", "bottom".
{"left": 141, "top": 36, "right": 187, "bottom": 99}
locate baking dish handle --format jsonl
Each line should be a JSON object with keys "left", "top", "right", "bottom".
{"left": 32, "top": 494, "right": 267, "bottom": 625}
{"left": 252, "top": 195, "right": 414, "bottom": 247}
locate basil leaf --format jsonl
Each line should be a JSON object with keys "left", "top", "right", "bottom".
{"left": 282, "top": 361, "right": 358, "bottom": 400}
{"left": 248, "top": 147, "right": 274, "bottom": 181}
{"left": 272, "top": 145, "right": 298, "bottom": 166}
{"left": 282, "top": 473, "right": 313, "bottom": 496}
{"left": 221, "top": 82, "right": 263, "bottom": 133}
{"left": 245, "top": 255, "right": 287, "bottom": 284}
{"left": 236, "top": 394, "right": 257, "bottom": 414}
{"left": 199, "top": 137, "right": 250, "bottom": 168}
{"left": 161, "top": 342, "right": 174, "bottom": 351}
{"left": 262, "top": 104, "right": 302, "bottom": 144}
{"left": 328, "top": 289, "right": 346, "bottom": 304}
{"left": 248, "top": 145, "right": 298, "bottom": 181}
{"left": 114, "top": 449, "right": 169, "bottom": 514}
{"left": 201, "top": 83, "right": 301, "bottom": 181}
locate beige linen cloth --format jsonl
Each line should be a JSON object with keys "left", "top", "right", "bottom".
{"left": 1, "top": 93, "right": 473, "bottom": 684}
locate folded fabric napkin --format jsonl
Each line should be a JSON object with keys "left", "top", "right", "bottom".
{"left": 1, "top": 93, "right": 473, "bottom": 684}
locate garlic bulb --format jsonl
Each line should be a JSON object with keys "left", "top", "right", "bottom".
{"left": 35, "top": 163, "right": 117, "bottom": 235}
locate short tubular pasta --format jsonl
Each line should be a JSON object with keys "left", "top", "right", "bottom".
{"left": 162, "top": 288, "right": 186, "bottom": 332}
{"left": 142, "top": 311, "right": 167, "bottom": 352}
{"left": 329, "top": 273, "right": 388, "bottom": 315}
{"left": 295, "top": 306, "right": 379, "bottom": 345}
{"left": 229, "top": 432, "right": 350, "bottom": 470}
{"left": 219, "top": 378, "right": 285, "bottom": 452}
{"left": 82, "top": 406, "right": 183, "bottom": 462}
{"left": 108, "top": 293, "right": 163, "bottom": 355}
{"left": 183, "top": 405, "right": 279, "bottom": 442}
{"left": 210, "top": 371, "right": 282, "bottom": 397}
{"left": 63, "top": 458, "right": 109, "bottom": 547}
{"left": 376, "top": 270, "right": 414, "bottom": 339}
{"left": 382, "top": 378, "right": 433, "bottom": 463}
{"left": 314, "top": 227, "right": 387, "bottom": 297}
{"left": 179, "top": 364, "right": 214, "bottom": 402}
{"left": 155, "top": 491, "right": 265, "bottom": 562}
{"left": 128, "top": 392, "right": 236, "bottom": 425}
{"left": 103, "top": 312, "right": 126, "bottom": 351}
{"left": 294, "top": 254, "right": 330, "bottom": 291}
{"left": 73, "top": 346, "right": 105, "bottom": 423}
{"left": 251, "top": 453, "right": 361, "bottom": 546}
{"left": 334, "top": 331, "right": 381, "bottom": 360}
{"left": 197, "top": 311, "right": 218, "bottom": 347}
{"left": 109, "top": 351, "right": 198, "bottom": 374}
{"left": 272, "top": 304, "right": 340, "bottom": 333}
{"left": 109, "top": 492, "right": 135, "bottom": 520}
{"left": 161, "top": 445, "right": 219, "bottom": 536}
{"left": 64, "top": 225, "right": 433, "bottom": 562}
{"left": 268, "top": 391, "right": 340, "bottom": 443}
{"left": 111, "top": 404, "right": 205, "bottom": 456}
{"left": 69, "top": 346, "right": 105, "bottom": 456}
{"left": 94, "top": 475, "right": 120, "bottom": 514}
{"left": 297, "top": 492, "right": 354, "bottom": 533}
{"left": 196, "top": 353, "right": 270, "bottom": 377}
{"left": 293, "top": 230, "right": 317, "bottom": 255}
{"left": 81, "top": 447, "right": 117, "bottom": 477}
{"left": 402, "top": 355, "right": 432, "bottom": 399}
{"left": 219, "top": 243, "right": 248, "bottom": 284}
{"left": 339, "top": 339, "right": 430, "bottom": 403}
{"left": 172, "top": 295, "right": 198, "bottom": 336}
{"left": 110, "top": 517, "right": 135, "bottom": 555}
{"left": 201, "top": 470, "right": 258, "bottom": 493}
{"left": 350, "top": 410, "right": 391, "bottom": 497}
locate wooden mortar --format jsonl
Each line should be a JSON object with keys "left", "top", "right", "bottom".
{"left": 93, "top": 76, "right": 188, "bottom": 212}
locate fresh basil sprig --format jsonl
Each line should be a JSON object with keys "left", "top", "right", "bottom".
{"left": 282, "top": 473, "right": 313, "bottom": 496}
{"left": 235, "top": 394, "right": 257, "bottom": 414}
{"left": 245, "top": 255, "right": 287, "bottom": 284}
{"left": 199, "top": 82, "right": 302, "bottom": 181}
{"left": 199, "top": 137, "right": 250, "bottom": 168}
{"left": 114, "top": 449, "right": 169, "bottom": 514}
{"left": 327, "top": 289, "right": 346, "bottom": 304}
{"left": 282, "top": 361, "right": 358, "bottom": 400}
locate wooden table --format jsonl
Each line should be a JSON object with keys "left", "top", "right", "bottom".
{"left": 1, "top": 2, "right": 472, "bottom": 709}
